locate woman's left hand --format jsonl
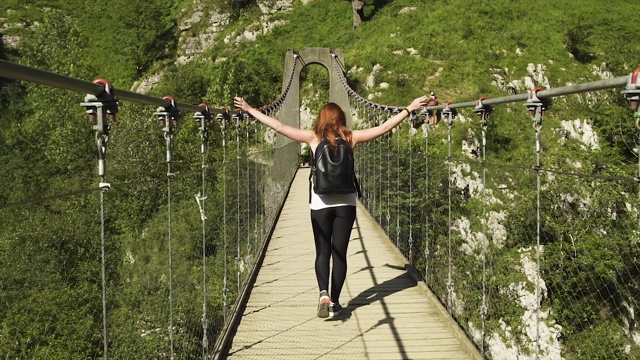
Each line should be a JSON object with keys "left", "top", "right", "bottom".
{"left": 234, "top": 97, "right": 252, "bottom": 112}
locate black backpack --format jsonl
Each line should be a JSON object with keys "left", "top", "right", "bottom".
{"left": 310, "top": 137, "right": 361, "bottom": 198}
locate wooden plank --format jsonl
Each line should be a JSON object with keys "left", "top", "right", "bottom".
{"left": 225, "top": 169, "right": 483, "bottom": 360}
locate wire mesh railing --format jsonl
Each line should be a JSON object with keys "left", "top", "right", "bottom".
{"left": 3, "top": 51, "right": 640, "bottom": 359}
{"left": 0, "top": 59, "right": 299, "bottom": 359}
{"left": 347, "top": 64, "right": 640, "bottom": 359}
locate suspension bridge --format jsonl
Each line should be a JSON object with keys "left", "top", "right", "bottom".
{"left": 1, "top": 48, "right": 639, "bottom": 359}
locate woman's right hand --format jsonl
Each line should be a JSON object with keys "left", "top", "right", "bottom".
{"left": 407, "top": 95, "right": 428, "bottom": 112}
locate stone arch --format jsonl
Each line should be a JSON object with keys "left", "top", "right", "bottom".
{"left": 277, "top": 48, "right": 352, "bottom": 146}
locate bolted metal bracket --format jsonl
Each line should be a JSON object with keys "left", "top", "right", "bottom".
{"left": 154, "top": 96, "right": 180, "bottom": 136}
{"left": 154, "top": 96, "right": 180, "bottom": 164}
{"left": 81, "top": 79, "right": 118, "bottom": 180}
{"left": 81, "top": 78, "right": 118, "bottom": 137}
{"left": 622, "top": 68, "right": 640, "bottom": 130}
{"left": 524, "top": 87, "right": 550, "bottom": 124}
{"left": 474, "top": 96, "right": 493, "bottom": 127}
{"left": 441, "top": 101, "right": 457, "bottom": 126}
{"left": 194, "top": 103, "right": 212, "bottom": 152}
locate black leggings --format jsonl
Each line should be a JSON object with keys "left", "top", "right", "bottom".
{"left": 310, "top": 206, "right": 356, "bottom": 304}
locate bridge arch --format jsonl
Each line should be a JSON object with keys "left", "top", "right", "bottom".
{"left": 277, "top": 48, "right": 352, "bottom": 146}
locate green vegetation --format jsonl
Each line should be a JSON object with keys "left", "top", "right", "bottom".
{"left": 1, "top": 0, "right": 639, "bottom": 358}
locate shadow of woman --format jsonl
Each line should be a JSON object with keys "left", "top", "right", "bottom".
{"left": 328, "top": 264, "right": 417, "bottom": 321}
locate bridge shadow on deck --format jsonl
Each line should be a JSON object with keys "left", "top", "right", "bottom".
{"left": 220, "top": 168, "right": 483, "bottom": 360}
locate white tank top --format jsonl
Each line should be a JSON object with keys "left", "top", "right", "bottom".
{"left": 309, "top": 186, "right": 357, "bottom": 210}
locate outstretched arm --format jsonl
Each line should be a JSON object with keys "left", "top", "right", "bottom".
{"left": 352, "top": 95, "right": 428, "bottom": 146}
{"left": 234, "top": 97, "right": 315, "bottom": 144}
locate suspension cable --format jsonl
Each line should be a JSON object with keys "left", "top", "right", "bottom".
{"left": 386, "top": 109, "right": 391, "bottom": 236}
{"left": 396, "top": 108, "right": 401, "bottom": 248}
{"left": 245, "top": 114, "right": 252, "bottom": 269}
{"left": 422, "top": 108, "right": 431, "bottom": 284}
{"left": 475, "top": 98, "right": 492, "bottom": 355}
{"left": 408, "top": 110, "right": 414, "bottom": 262}
{"left": 194, "top": 104, "right": 212, "bottom": 359}
{"left": 443, "top": 104, "right": 455, "bottom": 312}
{"left": 80, "top": 79, "right": 117, "bottom": 360}
{"left": 235, "top": 112, "right": 242, "bottom": 294}
{"left": 152, "top": 96, "right": 180, "bottom": 359}
{"left": 525, "top": 88, "right": 548, "bottom": 360}
{"left": 220, "top": 110, "right": 230, "bottom": 327}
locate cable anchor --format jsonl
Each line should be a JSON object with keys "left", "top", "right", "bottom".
{"left": 622, "top": 68, "right": 640, "bottom": 129}
{"left": 474, "top": 97, "right": 492, "bottom": 126}
{"left": 441, "top": 101, "right": 457, "bottom": 126}
{"left": 81, "top": 79, "right": 118, "bottom": 185}
{"left": 194, "top": 103, "right": 212, "bottom": 154}
{"left": 524, "top": 87, "right": 550, "bottom": 124}
{"left": 81, "top": 79, "right": 118, "bottom": 137}
{"left": 154, "top": 96, "right": 180, "bottom": 167}
{"left": 216, "top": 107, "right": 230, "bottom": 148}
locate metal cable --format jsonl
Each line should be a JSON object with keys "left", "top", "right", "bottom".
{"left": 386, "top": 118, "right": 391, "bottom": 236}
{"left": 246, "top": 120, "right": 252, "bottom": 269}
{"left": 166, "top": 139, "right": 175, "bottom": 360}
{"left": 396, "top": 118, "right": 400, "bottom": 248}
{"left": 424, "top": 121, "right": 430, "bottom": 284}
{"left": 480, "top": 114, "right": 488, "bottom": 355}
{"left": 197, "top": 123, "right": 209, "bottom": 360}
{"left": 534, "top": 109, "right": 543, "bottom": 360}
{"left": 222, "top": 121, "right": 229, "bottom": 325}
{"left": 100, "top": 186, "right": 108, "bottom": 360}
{"left": 408, "top": 118, "right": 413, "bottom": 261}
{"left": 446, "top": 112, "right": 453, "bottom": 312}
{"left": 236, "top": 119, "right": 241, "bottom": 293}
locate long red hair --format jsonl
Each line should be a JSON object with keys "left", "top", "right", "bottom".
{"left": 313, "top": 102, "right": 353, "bottom": 152}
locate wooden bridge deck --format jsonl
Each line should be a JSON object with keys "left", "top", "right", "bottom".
{"left": 223, "top": 168, "right": 483, "bottom": 360}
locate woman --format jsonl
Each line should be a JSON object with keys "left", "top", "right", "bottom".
{"left": 234, "top": 95, "right": 428, "bottom": 318}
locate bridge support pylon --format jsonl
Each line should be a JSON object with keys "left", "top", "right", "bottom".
{"left": 279, "top": 48, "right": 352, "bottom": 147}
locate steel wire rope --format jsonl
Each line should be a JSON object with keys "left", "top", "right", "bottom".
{"left": 0, "top": 187, "right": 103, "bottom": 209}
{"left": 444, "top": 154, "right": 638, "bottom": 183}
{"left": 99, "top": 183, "right": 108, "bottom": 360}
{"left": 236, "top": 115, "right": 242, "bottom": 294}
{"left": 533, "top": 108, "right": 543, "bottom": 360}
{"left": 386, "top": 112, "right": 391, "bottom": 236}
{"left": 163, "top": 128, "right": 176, "bottom": 360}
{"left": 221, "top": 118, "right": 229, "bottom": 331}
{"left": 248, "top": 114, "right": 260, "bottom": 249}
{"left": 373, "top": 109, "right": 378, "bottom": 217}
{"left": 424, "top": 116, "right": 431, "bottom": 284}
{"left": 195, "top": 114, "right": 211, "bottom": 360}
{"left": 93, "top": 133, "right": 110, "bottom": 360}
{"left": 408, "top": 113, "right": 413, "bottom": 262}
{"left": 446, "top": 111, "right": 453, "bottom": 311}
{"left": 0, "top": 172, "right": 189, "bottom": 210}
{"left": 245, "top": 117, "right": 252, "bottom": 271}
{"left": 396, "top": 111, "right": 401, "bottom": 248}
{"left": 480, "top": 111, "right": 489, "bottom": 355}
{"left": 378, "top": 110, "right": 383, "bottom": 223}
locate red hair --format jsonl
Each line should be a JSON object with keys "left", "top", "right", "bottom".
{"left": 313, "top": 102, "right": 353, "bottom": 152}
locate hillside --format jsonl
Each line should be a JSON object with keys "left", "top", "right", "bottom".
{"left": 1, "top": 0, "right": 640, "bottom": 359}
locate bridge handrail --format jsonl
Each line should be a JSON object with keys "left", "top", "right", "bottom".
{"left": 330, "top": 53, "right": 640, "bottom": 113}
{"left": 0, "top": 59, "right": 217, "bottom": 113}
